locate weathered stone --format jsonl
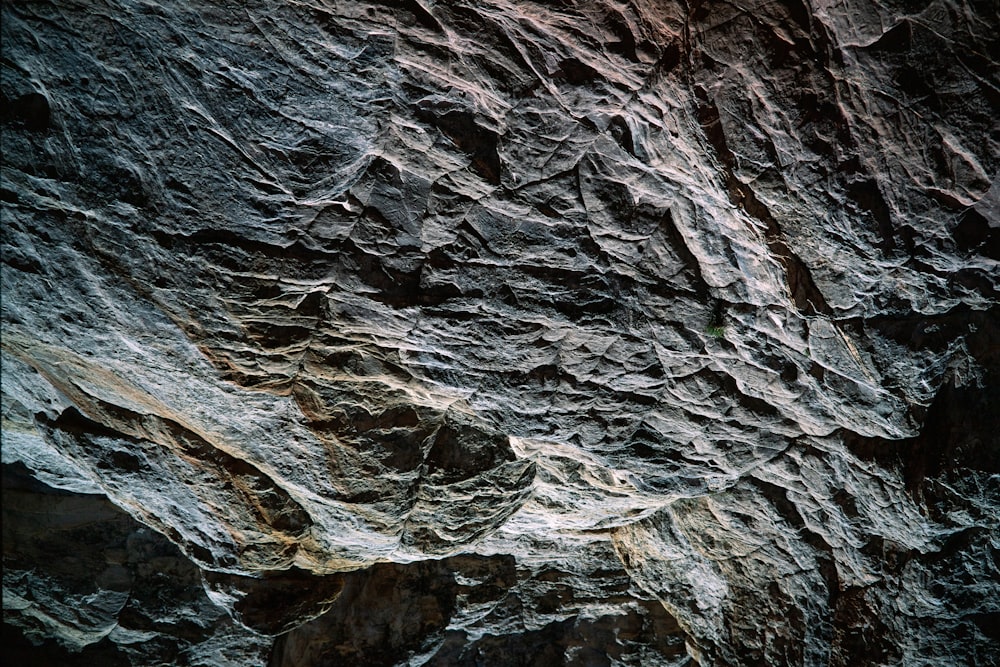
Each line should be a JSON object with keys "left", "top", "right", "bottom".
{"left": 2, "top": 0, "right": 997, "bottom": 664}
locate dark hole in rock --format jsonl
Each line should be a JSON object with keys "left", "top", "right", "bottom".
{"left": 953, "top": 208, "right": 997, "bottom": 259}
{"left": 555, "top": 57, "right": 598, "bottom": 85}
{"left": 5, "top": 92, "right": 50, "bottom": 131}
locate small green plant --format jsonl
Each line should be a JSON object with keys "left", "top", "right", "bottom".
{"left": 705, "top": 324, "right": 726, "bottom": 338}
{"left": 706, "top": 300, "right": 726, "bottom": 338}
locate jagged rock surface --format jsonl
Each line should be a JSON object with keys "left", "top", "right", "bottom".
{"left": 2, "top": 0, "right": 998, "bottom": 665}
{"left": 2, "top": 463, "right": 274, "bottom": 665}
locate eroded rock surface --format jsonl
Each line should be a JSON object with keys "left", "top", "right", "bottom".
{"left": 2, "top": 0, "right": 998, "bottom": 664}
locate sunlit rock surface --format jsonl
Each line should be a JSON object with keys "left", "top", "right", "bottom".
{"left": 2, "top": 0, "right": 998, "bottom": 664}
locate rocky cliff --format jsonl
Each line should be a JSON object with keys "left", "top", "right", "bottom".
{"left": 2, "top": 0, "right": 998, "bottom": 665}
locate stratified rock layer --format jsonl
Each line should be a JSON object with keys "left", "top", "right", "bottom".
{"left": 2, "top": 0, "right": 998, "bottom": 665}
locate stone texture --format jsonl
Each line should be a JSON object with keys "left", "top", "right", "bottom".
{"left": 2, "top": 462, "right": 273, "bottom": 666}
{"left": 1, "top": 0, "right": 998, "bottom": 665}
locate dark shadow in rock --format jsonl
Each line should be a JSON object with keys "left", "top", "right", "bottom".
{"left": 554, "top": 57, "right": 598, "bottom": 85}
{"left": 954, "top": 208, "right": 999, "bottom": 260}
{"left": 425, "top": 598, "right": 686, "bottom": 667}
{"left": 843, "top": 377, "right": 1000, "bottom": 496}
{"left": 846, "top": 306, "right": 999, "bottom": 487}
{"left": 269, "top": 554, "right": 687, "bottom": 667}
{"left": 866, "top": 20, "right": 912, "bottom": 54}
{"left": 417, "top": 108, "right": 501, "bottom": 185}
{"left": 903, "top": 369, "right": 1000, "bottom": 487}
{"left": 269, "top": 558, "right": 464, "bottom": 667}
{"left": 1, "top": 623, "right": 130, "bottom": 667}
{"left": 203, "top": 569, "right": 345, "bottom": 636}
{"left": 424, "top": 410, "right": 516, "bottom": 484}
{"left": 1, "top": 462, "right": 269, "bottom": 665}
{"left": 972, "top": 612, "right": 1000, "bottom": 642}
{"left": 2, "top": 92, "right": 50, "bottom": 131}
{"left": 846, "top": 179, "right": 896, "bottom": 253}
{"left": 607, "top": 115, "right": 636, "bottom": 158}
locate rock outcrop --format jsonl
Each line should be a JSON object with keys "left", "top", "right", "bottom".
{"left": 2, "top": 0, "right": 997, "bottom": 664}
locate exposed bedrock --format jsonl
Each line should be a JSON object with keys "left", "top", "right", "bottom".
{"left": 1, "top": 0, "right": 997, "bottom": 664}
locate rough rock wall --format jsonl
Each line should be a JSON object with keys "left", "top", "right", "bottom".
{"left": 2, "top": 0, "right": 998, "bottom": 665}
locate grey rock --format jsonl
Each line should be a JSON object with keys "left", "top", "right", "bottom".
{"left": 2, "top": 0, "right": 997, "bottom": 664}
{"left": 2, "top": 462, "right": 272, "bottom": 666}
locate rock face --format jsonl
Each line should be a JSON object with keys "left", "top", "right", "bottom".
{"left": 2, "top": 0, "right": 998, "bottom": 665}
